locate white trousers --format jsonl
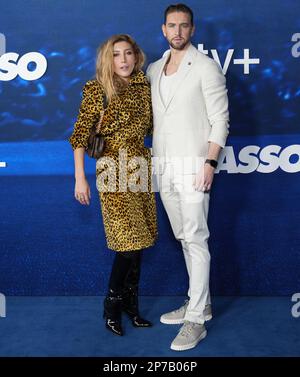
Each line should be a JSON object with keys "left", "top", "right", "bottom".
{"left": 157, "top": 164, "right": 211, "bottom": 324}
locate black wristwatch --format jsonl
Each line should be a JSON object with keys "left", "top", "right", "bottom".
{"left": 205, "top": 159, "right": 218, "bottom": 169}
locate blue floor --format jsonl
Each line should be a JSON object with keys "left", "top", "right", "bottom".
{"left": 0, "top": 296, "right": 299, "bottom": 357}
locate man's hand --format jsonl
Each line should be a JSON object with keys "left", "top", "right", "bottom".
{"left": 193, "top": 163, "right": 215, "bottom": 192}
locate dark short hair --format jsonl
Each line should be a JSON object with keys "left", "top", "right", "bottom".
{"left": 164, "top": 3, "right": 194, "bottom": 25}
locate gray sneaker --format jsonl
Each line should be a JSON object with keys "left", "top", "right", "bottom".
{"left": 160, "top": 301, "right": 212, "bottom": 324}
{"left": 170, "top": 321, "right": 207, "bottom": 351}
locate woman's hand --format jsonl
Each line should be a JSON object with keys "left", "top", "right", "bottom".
{"left": 74, "top": 176, "right": 91, "bottom": 205}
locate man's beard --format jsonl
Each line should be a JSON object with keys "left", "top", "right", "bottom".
{"left": 169, "top": 38, "right": 189, "bottom": 50}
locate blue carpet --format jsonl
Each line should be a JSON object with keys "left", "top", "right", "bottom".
{"left": 0, "top": 296, "right": 299, "bottom": 356}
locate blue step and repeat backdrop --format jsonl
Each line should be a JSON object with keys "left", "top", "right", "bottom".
{"left": 0, "top": 0, "right": 299, "bottom": 295}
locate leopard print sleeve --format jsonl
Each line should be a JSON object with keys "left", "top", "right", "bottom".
{"left": 69, "top": 80, "right": 103, "bottom": 151}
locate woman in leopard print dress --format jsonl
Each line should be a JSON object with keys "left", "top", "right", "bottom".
{"left": 69, "top": 35, "right": 157, "bottom": 336}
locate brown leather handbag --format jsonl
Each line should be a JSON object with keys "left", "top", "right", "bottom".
{"left": 87, "top": 95, "right": 108, "bottom": 159}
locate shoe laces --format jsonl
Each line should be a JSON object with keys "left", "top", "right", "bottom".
{"left": 178, "top": 321, "right": 195, "bottom": 337}
{"left": 173, "top": 299, "right": 189, "bottom": 314}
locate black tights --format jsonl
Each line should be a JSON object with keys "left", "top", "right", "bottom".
{"left": 108, "top": 250, "right": 141, "bottom": 294}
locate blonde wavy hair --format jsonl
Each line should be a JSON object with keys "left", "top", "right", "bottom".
{"left": 96, "top": 34, "right": 145, "bottom": 102}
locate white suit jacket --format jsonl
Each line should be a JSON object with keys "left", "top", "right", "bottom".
{"left": 147, "top": 44, "right": 229, "bottom": 174}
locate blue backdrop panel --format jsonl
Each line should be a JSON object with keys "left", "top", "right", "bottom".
{"left": 0, "top": 0, "right": 299, "bottom": 295}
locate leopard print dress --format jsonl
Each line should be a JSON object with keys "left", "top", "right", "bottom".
{"left": 69, "top": 71, "right": 158, "bottom": 252}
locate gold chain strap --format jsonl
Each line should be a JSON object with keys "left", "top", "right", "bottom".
{"left": 95, "top": 110, "right": 105, "bottom": 134}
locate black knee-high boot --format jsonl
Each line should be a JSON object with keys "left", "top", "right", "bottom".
{"left": 122, "top": 251, "right": 152, "bottom": 327}
{"left": 104, "top": 252, "right": 132, "bottom": 336}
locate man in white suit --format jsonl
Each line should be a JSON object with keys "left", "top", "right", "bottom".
{"left": 147, "top": 4, "right": 229, "bottom": 351}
